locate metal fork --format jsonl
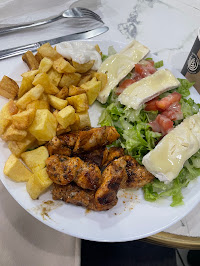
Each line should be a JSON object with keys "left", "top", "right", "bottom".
{"left": 0, "top": 7, "right": 104, "bottom": 35}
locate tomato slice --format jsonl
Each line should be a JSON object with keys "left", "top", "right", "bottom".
{"left": 149, "top": 120, "right": 161, "bottom": 133}
{"left": 156, "top": 92, "right": 182, "bottom": 110}
{"left": 145, "top": 97, "right": 159, "bottom": 111}
{"left": 116, "top": 79, "right": 135, "bottom": 95}
{"left": 135, "top": 61, "right": 157, "bottom": 78}
{"left": 162, "top": 102, "right": 183, "bottom": 121}
{"left": 156, "top": 114, "right": 174, "bottom": 135}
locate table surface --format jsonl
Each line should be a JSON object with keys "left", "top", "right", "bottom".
{"left": 0, "top": 0, "right": 200, "bottom": 264}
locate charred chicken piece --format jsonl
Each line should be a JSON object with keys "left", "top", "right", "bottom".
{"left": 52, "top": 183, "right": 96, "bottom": 209}
{"left": 94, "top": 156, "right": 127, "bottom": 210}
{"left": 46, "top": 154, "right": 102, "bottom": 190}
{"left": 46, "top": 126, "right": 119, "bottom": 156}
{"left": 73, "top": 126, "right": 120, "bottom": 153}
{"left": 78, "top": 148, "right": 105, "bottom": 168}
{"left": 121, "top": 155, "right": 154, "bottom": 189}
{"left": 52, "top": 183, "right": 116, "bottom": 211}
{"left": 46, "top": 132, "right": 78, "bottom": 156}
{"left": 102, "top": 147, "right": 125, "bottom": 170}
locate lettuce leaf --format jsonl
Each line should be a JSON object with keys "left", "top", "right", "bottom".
{"left": 154, "top": 60, "right": 163, "bottom": 68}
{"left": 177, "top": 78, "right": 194, "bottom": 97}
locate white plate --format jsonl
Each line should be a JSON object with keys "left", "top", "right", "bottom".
{"left": 1, "top": 40, "right": 200, "bottom": 242}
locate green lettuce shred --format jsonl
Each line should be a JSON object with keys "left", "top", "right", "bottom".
{"left": 177, "top": 78, "right": 194, "bottom": 97}
{"left": 154, "top": 60, "right": 164, "bottom": 68}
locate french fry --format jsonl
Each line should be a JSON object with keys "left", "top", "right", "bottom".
{"left": 70, "top": 113, "right": 80, "bottom": 131}
{"left": 56, "top": 105, "right": 76, "bottom": 129}
{"left": 0, "top": 75, "right": 19, "bottom": 99}
{"left": 22, "top": 51, "right": 39, "bottom": 70}
{"left": 35, "top": 52, "right": 43, "bottom": 64}
{"left": 18, "top": 77, "right": 33, "bottom": 98}
{"left": 55, "top": 86, "right": 69, "bottom": 99}
{"left": 37, "top": 43, "right": 62, "bottom": 61}
{"left": 68, "top": 85, "right": 85, "bottom": 96}
{"left": 53, "top": 57, "right": 76, "bottom": 73}
{"left": 78, "top": 74, "right": 92, "bottom": 86}
{"left": 0, "top": 100, "right": 18, "bottom": 135}
{"left": 72, "top": 60, "right": 95, "bottom": 73}
{"left": 21, "top": 146, "right": 49, "bottom": 173}
{"left": 19, "top": 70, "right": 39, "bottom": 97}
{"left": 32, "top": 73, "right": 59, "bottom": 94}
{"left": 26, "top": 99, "right": 50, "bottom": 111}
{"left": 67, "top": 93, "right": 88, "bottom": 112}
{"left": 2, "top": 124, "right": 27, "bottom": 141}
{"left": 12, "top": 108, "right": 35, "bottom": 130}
{"left": 4, "top": 154, "right": 32, "bottom": 182}
{"left": 48, "top": 95, "right": 68, "bottom": 110}
{"left": 77, "top": 110, "right": 91, "bottom": 129}
{"left": 95, "top": 44, "right": 102, "bottom": 55}
{"left": 38, "top": 57, "right": 53, "bottom": 73}
{"left": 16, "top": 84, "right": 44, "bottom": 109}
{"left": 80, "top": 77, "right": 101, "bottom": 105}
{"left": 8, "top": 133, "right": 36, "bottom": 157}
{"left": 59, "top": 73, "right": 81, "bottom": 88}
{"left": 28, "top": 109, "right": 57, "bottom": 141}
{"left": 93, "top": 72, "right": 107, "bottom": 90}
{"left": 47, "top": 68, "right": 62, "bottom": 86}
{"left": 26, "top": 168, "right": 52, "bottom": 199}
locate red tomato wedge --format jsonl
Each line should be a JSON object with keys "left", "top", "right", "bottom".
{"left": 162, "top": 102, "right": 183, "bottom": 121}
{"left": 145, "top": 97, "right": 159, "bottom": 111}
{"left": 116, "top": 79, "right": 135, "bottom": 95}
{"left": 135, "top": 61, "right": 157, "bottom": 78}
{"left": 149, "top": 120, "right": 161, "bottom": 133}
{"left": 156, "top": 114, "right": 174, "bottom": 135}
{"left": 156, "top": 92, "right": 182, "bottom": 110}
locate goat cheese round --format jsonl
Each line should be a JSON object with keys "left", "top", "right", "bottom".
{"left": 56, "top": 41, "right": 102, "bottom": 70}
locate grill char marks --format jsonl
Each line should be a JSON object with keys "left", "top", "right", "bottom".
{"left": 46, "top": 154, "right": 102, "bottom": 190}
{"left": 46, "top": 126, "right": 120, "bottom": 156}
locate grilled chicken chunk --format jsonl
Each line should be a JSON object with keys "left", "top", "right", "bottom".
{"left": 52, "top": 183, "right": 117, "bottom": 211}
{"left": 46, "top": 126, "right": 119, "bottom": 156}
{"left": 78, "top": 148, "right": 105, "bottom": 168}
{"left": 46, "top": 154, "right": 102, "bottom": 190}
{"left": 121, "top": 155, "right": 155, "bottom": 189}
{"left": 73, "top": 126, "right": 120, "bottom": 153}
{"left": 52, "top": 183, "right": 96, "bottom": 209}
{"left": 102, "top": 147, "right": 125, "bottom": 170}
{"left": 46, "top": 132, "right": 78, "bottom": 156}
{"left": 94, "top": 156, "right": 127, "bottom": 210}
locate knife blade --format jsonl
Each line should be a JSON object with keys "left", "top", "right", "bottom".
{"left": 0, "top": 26, "right": 109, "bottom": 60}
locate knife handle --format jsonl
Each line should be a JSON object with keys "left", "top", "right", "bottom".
{"left": 0, "top": 42, "right": 41, "bottom": 60}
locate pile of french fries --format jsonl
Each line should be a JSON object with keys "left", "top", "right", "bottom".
{"left": 0, "top": 42, "right": 107, "bottom": 200}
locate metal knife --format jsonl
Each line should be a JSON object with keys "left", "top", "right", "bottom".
{"left": 0, "top": 26, "right": 109, "bottom": 60}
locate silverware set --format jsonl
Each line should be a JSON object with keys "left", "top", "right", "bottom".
{"left": 0, "top": 7, "right": 108, "bottom": 60}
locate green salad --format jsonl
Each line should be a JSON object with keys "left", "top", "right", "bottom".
{"left": 99, "top": 48, "right": 200, "bottom": 207}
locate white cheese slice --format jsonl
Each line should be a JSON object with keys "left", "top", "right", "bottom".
{"left": 142, "top": 112, "right": 200, "bottom": 184}
{"left": 118, "top": 69, "right": 180, "bottom": 110}
{"left": 97, "top": 40, "right": 149, "bottom": 104}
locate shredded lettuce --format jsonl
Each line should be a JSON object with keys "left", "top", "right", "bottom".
{"left": 154, "top": 60, "right": 164, "bottom": 68}
{"left": 177, "top": 78, "right": 194, "bottom": 97}
{"left": 99, "top": 92, "right": 162, "bottom": 164}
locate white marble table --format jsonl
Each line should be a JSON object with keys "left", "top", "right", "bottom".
{"left": 0, "top": 0, "right": 200, "bottom": 264}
